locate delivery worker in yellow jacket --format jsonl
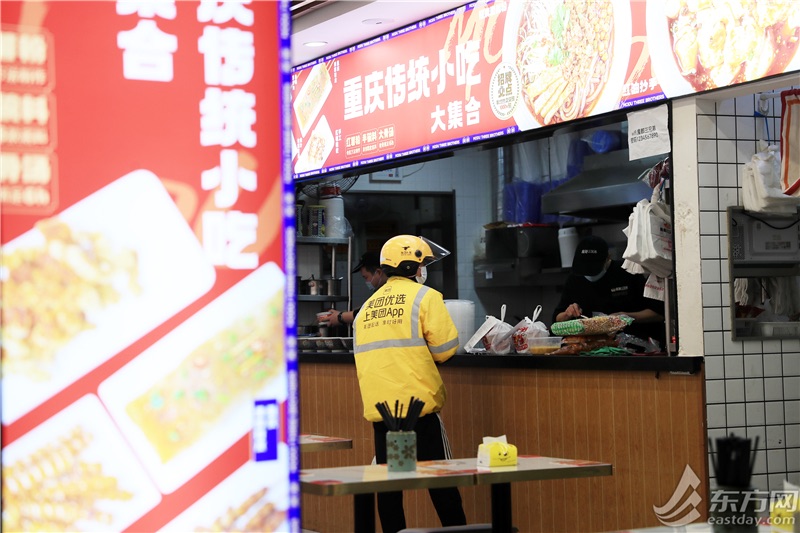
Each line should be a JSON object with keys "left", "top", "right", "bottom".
{"left": 354, "top": 234, "right": 466, "bottom": 533}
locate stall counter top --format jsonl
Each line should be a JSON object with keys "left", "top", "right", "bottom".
{"left": 299, "top": 352, "right": 703, "bottom": 374}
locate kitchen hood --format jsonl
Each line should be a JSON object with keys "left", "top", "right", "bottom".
{"left": 542, "top": 149, "right": 664, "bottom": 221}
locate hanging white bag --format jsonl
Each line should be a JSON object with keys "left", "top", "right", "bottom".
{"left": 511, "top": 305, "right": 549, "bottom": 353}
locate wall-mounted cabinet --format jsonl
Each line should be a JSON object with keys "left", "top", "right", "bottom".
{"left": 727, "top": 206, "right": 800, "bottom": 340}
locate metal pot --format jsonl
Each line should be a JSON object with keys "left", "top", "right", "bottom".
{"left": 320, "top": 276, "right": 342, "bottom": 296}
{"left": 297, "top": 324, "right": 318, "bottom": 335}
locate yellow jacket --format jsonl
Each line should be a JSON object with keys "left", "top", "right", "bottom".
{"left": 354, "top": 276, "right": 459, "bottom": 422}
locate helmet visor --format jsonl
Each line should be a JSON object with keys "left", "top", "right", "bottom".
{"left": 419, "top": 236, "right": 450, "bottom": 266}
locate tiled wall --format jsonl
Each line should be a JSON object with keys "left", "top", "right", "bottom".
{"left": 697, "top": 88, "right": 800, "bottom": 491}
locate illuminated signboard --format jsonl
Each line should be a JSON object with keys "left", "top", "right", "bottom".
{"left": 1, "top": 1, "right": 298, "bottom": 531}
{"left": 291, "top": 0, "right": 800, "bottom": 179}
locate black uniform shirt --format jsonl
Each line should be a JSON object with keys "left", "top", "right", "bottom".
{"left": 552, "top": 260, "right": 666, "bottom": 346}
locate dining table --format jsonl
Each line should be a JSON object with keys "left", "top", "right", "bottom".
{"left": 300, "top": 455, "right": 613, "bottom": 533}
{"left": 299, "top": 433, "right": 353, "bottom": 453}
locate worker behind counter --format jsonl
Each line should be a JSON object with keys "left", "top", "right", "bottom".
{"left": 317, "top": 251, "right": 386, "bottom": 327}
{"left": 552, "top": 235, "right": 666, "bottom": 348}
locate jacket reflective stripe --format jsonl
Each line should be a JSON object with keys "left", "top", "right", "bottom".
{"left": 358, "top": 285, "right": 429, "bottom": 352}
{"left": 430, "top": 337, "right": 459, "bottom": 354}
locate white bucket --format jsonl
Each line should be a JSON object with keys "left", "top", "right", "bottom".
{"left": 320, "top": 195, "right": 345, "bottom": 238}
{"left": 444, "top": 299, "right": 475, "bottom": 354}
{"left": 558, "top": 227, "right": 580, "bottom": 268}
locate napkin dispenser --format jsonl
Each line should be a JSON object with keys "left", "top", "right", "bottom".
{"left": 477, "top": 435, "right": 517, "bottom": 467}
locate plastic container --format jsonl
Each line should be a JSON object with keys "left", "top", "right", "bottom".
{"left": 758, "top": 322, "right": 800, "bottom": 337}
{"left": 445, "top": 300, "right": 475, "bottom": 354}
{"left": 527, "top": 336, "right": 563, "bottom": 355}
{"left": 558, "top": 227, "right": 580, "bottom": 268}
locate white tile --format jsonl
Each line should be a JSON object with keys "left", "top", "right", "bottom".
{"left": 698, "top": 139, "right": 718, "bottom": 163}
{"left": 766, "top": 425, "right": 786, "bottom": 448}
{"left": 764, "top": 353, "right": 784, "bottom": 377}
{"left": 783, "top": 339, "right": 800, "bottom": 352}
{"left": 701, "top": 235, "right": 720, "bottom": 259}
{"left": 719, "top": 211, "right": 729, "bottom": 235}
{"left": 727, "top": 403, "right": 746, "bottom": 426}
{"left": 744, "top": 355, "right": 764, "bottom": 378}
{"left": 787, "top": 425, "right": 800, "bottom": 448}
{"left": 786, "top": 401, "right": 800, "bottom": 425}
{"left": 718, "top": 164, "right": 738, "bottom": 188}
{"left": 705, "top": 332, "right": 726, "bottom": 356}
{"left": 697, "top": 114, "right": 717, "bottom": 138}
{"left": 746, "top": 402, "right": 766, "bottom": 425}
{"left": 736, "top": 116, "right": 756, "bottom": 140}
{"left": 704, "top": 307, "right": 723, "bottom": 330}
{"left": 737, "top": 140, "right": 756, "bottom": 164}
{"left": 698, "top": 163, "right": 718, "bottom": 187}
{"left": 784, "top": 354, "right": 800, "bottom": 377}
{"left": 703, "top": 283, "right": 722, "bottom": 307}
{"left": 718, "top": 140, "right": 738, "bottom": 164}
{"left": 742, "top": 339, "right": 765, "bottom": 355}
{"left": 706, "top": 379, "right": 726, "bottom": 403}
{"left": 708, "top": 427, "right": 728, "bottom": 442}
{"left": 723, "top": 335, "right": 744, "bottom": 356}
{"left": 785, "top": 377, "right": 800, "bottom": 400}
{"left": 720, "top": 262, "right": 730, "bottom": 283}
{"left": 768, "top": 449, "right": 787, "bottom": 474}
{"left": 717, "top": 99, "right": 736, "bottom": 115}
{"left": 721, "top": 286, "right": 731, "bottom": 307}
{"left": 726, "top": 379, "right": 745, "bottom": 402}
{"left": 766, "top": 404, "right": 785, "bottom": 425}
{"left": 705, "top": 354, "right": 725, "bottom": 377}
{"left": 787, "top": 446, "right": 800, "bottom": 471}
{"left": 718, "top": 187, "right": 739, "bottom": 209}
{"left": 699, "top": 187, "right": 719, "bottom": 210}
{"left": 707, "top": 404, "right": 727, "bottom": 428}
{"left": 717, "top": 116, "right": 736, "bottom": 139}
{"left": 765, "top": 377, "right": 784, "bottom": 401}
{"left": 762, "top": 339, "right": 782, "bottom": 354}
{"left": 719, "top": 235, "right": 729, "bottom": 256}
{"left": 700, "top": 211, "right": 720, "bottom": 234}
{"left": 702, "top": 259, "right": 721, "bottom": 283}
{"left": 746, "top": 425, "right": 767, "bottom": 447}
{"left": 725, "top": 351, "right": 744, "bottom": 379}
{"left": 722, "top": 310, "right": 732, "bottom": 331}
{"left": 735, "top": 95, "right": 756, "bottom": 116}
{"left": 751, "top": 446, "right": 768, "bottom": 475}
{"left": 745, "top": 378, "right": 766, "bottom": 402}
{"left": 750, "top": 474, "right": 768, "bottom": 491}
{"left": 769, "top": 474, "right": 786, "bottom": 492}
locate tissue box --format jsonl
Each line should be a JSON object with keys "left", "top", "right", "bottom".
{"left": 477, "top": 442, "right": 518, "bottom": 467}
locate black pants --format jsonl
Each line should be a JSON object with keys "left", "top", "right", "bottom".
{"left": 372, "top": 412, "right": 467, "bottom": 533}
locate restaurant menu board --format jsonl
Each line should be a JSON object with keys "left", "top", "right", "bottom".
{"left": 291, "top": 0, "right": 800, "bottom": 179}
{"left": 0, "top": 1, "right": 299, "bottom": 532}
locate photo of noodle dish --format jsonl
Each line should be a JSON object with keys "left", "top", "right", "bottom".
{"left": 502, "top": 0, "right": 632, "bottom": 129}
{"left": 647, "top": 0, "right": 800, "bottom": 96}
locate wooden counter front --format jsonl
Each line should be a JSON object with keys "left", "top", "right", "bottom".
{"left": 300, "top": 359, "right": 709, "bottom": 533}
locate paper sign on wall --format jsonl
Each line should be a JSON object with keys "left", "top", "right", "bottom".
{"left": 627, "top": 104, "right": 671, "bottom": 160}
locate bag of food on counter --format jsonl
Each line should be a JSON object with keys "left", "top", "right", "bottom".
{"left": 512, "top": 305, "right": 549, "bottom": 353}
{"left": 550, "top": 315, "right": 633, "bottom": 336}
{"left": 464, "top": 304, "right": 514, "bottom": 354}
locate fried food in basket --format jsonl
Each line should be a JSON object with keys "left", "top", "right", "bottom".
{"left": 192, "top": 487, "right": 287, "bottom": 532}
{"left": 125, "top": 294, "right": 284, "bottom": 463}
{"left": 2, "top": 426, "right": 132, "bottom": 531}
{"left": 1, "top": 218, "right": 140, "bottom": 380}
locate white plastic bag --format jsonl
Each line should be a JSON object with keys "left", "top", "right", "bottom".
{"left": 743, "top": 141, "right": 800, "bottom": 213}
{"left": 511, "top": 305, "right": 549, "bottom": 353}
{"left": 464, "top": 304, "right": 514, "bottom": 354}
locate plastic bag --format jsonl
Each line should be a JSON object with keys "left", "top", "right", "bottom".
{"left": 511, "top": 305, "right": 549, "bottom": 353}
{"left": 743, "top": 141, "right": 800, "bottom": 213}
{"left": 464, "top": 304, "right": 514, "bottom": 354}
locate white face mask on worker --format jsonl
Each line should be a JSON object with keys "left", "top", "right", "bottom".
{"left": 415, "top": 266, "right": 427, "bottom": 285}
{"left": 584, "top": 263, "right": 609, "bottom": 282}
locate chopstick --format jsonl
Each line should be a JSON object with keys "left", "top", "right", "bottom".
{"left": 375, "top": 397, "right": 426, "bottom": 432}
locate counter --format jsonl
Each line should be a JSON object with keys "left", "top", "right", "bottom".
{"left": 299, "top": 352, "right": 703, "bottom": 374}
{"left": 300, "top": 352, "right": 708, "bottom": 533}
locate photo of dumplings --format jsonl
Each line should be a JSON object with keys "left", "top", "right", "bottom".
{"left": 662, "top": 0, "right": 800, "bottom": 91}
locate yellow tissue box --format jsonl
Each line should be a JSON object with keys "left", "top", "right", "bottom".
{"left": 770, "top": 488, "right": 799, "bottom": 532}
{"left": 477, "top": 442, "right": 517, "bottom": 467}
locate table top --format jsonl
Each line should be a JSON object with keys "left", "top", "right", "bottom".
{"left": 301, "top": 455, "right": 612, "bottom": 496}
{"left": 299, "top": 434, "right": 353, "bottom": 453}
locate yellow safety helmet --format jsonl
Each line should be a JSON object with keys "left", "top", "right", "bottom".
{"left": 380, "top": 235, "right": 450, "bottom": 277}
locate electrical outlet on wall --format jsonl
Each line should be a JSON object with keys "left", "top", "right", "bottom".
{"left": 369, "top": 169, "right": 402, "bottom": 182}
